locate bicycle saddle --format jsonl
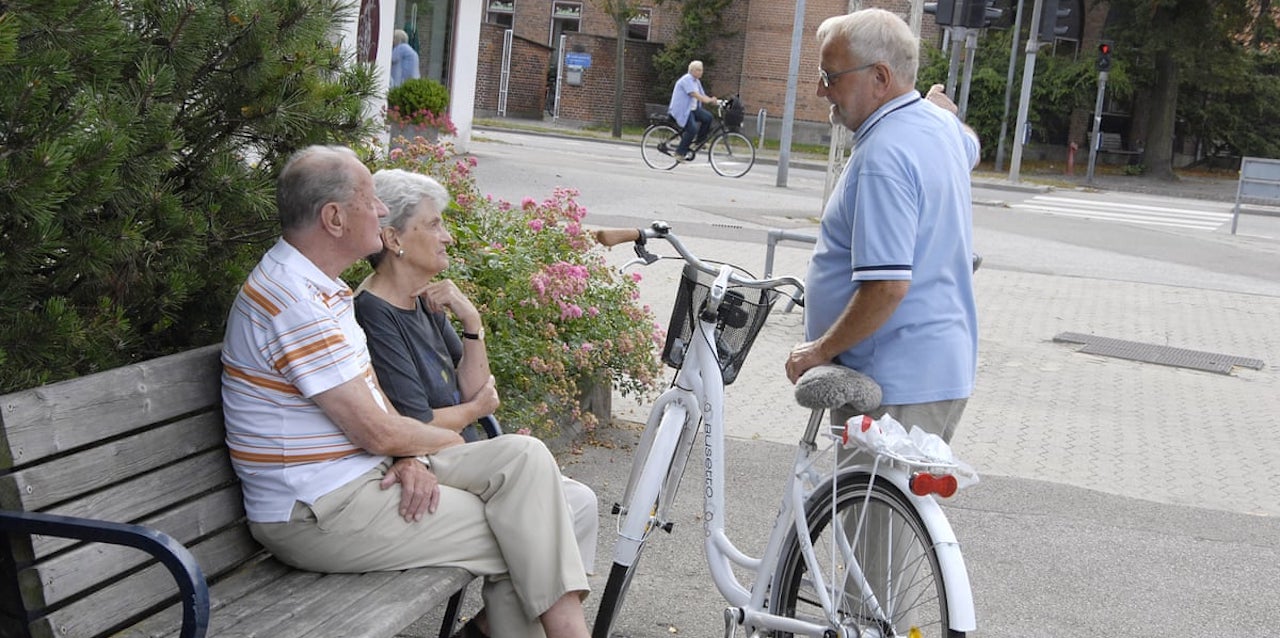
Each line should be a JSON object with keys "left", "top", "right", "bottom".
{"left": 794, "top": 364, "right": 882, "bottom": 413}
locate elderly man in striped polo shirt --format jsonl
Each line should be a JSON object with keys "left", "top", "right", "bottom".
{"left": 220, "top": 145, "right": 591, "bottom": 638}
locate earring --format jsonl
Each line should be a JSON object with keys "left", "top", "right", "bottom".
{"left": 396, "top": 248, "right": 405, "bottom": 257}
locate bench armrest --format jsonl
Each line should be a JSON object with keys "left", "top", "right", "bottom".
{"left": 0, "top": 509, "right": 210, "bottom": 638}
{"left": 477, "top": 415, "right": 503, "bottom": 439}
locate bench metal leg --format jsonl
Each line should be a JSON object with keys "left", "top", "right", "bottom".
{"left": 438, "top": 588, "right": 467, "bottom": 638}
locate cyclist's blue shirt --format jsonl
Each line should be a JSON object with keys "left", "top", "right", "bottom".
{"left": 805, "top": 91, "right": 980, "bottom": 406}
{"left": 668, "top": 73, "right": 705, "bottom": 127}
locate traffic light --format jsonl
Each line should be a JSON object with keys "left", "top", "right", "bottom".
{"left": 1038, "top": 0, "right": 1071, "bottom": 41}
{"left": 1096, "top": 42, "right": 1112, "bottom": 72}
{"left": 956, "top": 0, "right": 1001, "bottom": 28}
{"left": 923, "top": 0, "right": 957, "bottom": 27}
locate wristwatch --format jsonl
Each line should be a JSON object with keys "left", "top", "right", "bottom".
{"left": 461, "top": 327, "right": 484, "bottom": 341}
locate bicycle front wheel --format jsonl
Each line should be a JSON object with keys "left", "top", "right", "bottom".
{"left": 770, "top": 472, "right": 961, "bottom": 638}
{"left": 708, "top": 131, "right": 756, "bottom": 177}
{"left": 641, "top": 125, "right": 681, "bottom": 170}
{"left": 593, "top": 403, "right": 692, "bottom": 638}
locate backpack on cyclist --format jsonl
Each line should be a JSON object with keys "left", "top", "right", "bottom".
{"left": 722, "top": 96, "right": 745, "bottom": 132}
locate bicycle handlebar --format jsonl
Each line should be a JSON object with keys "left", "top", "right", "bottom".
{"left": 593, "top": 221, "right": 805, "bottom": 302}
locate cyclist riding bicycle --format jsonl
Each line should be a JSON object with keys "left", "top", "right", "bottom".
{"left": 667, "top": 60, "right": 718, "bottom": 162}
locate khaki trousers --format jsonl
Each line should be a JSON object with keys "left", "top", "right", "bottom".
{"left": 561, "top": 477, "right": 599, "bottom": 574}
{"left": 250, "top": 435, "right": 588, "bottom": 637}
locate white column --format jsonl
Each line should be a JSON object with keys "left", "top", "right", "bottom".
{"left": 450, "top": 0, "right": 483, "bottom": 153}
{"left": 375, "top": 1, "right": 394, "bottom": 147}
{"left": 336, "top": 1, "right": 394, "bottom": 149}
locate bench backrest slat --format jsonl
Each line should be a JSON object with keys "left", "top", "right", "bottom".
{"left": 28, "top": 525, "right": 258, "bottom": 638}
{"left": 0, "top": 345, "right": 223, "bottom": 469}
{"left": 24, "top": 449, "right": 238, "bottom": 560}
{"left": 1, "top": 411, "right": 225, "bottom": 512}
{"left": 18, "top": 486, "right": 244, "bottom": 609}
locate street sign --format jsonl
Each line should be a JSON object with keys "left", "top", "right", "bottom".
{"left": 565, "top": 52, "right": 592, "bottom": 69}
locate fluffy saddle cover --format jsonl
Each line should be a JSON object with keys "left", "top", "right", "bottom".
{"left": 794, "top": 364, "right": 882, "bottom": 413}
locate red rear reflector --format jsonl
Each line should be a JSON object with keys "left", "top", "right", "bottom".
{"left": 910, "top": 472, "right": 957, "bottom": 498}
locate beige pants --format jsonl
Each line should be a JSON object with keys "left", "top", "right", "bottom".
{"left": 562, "top": 477, "right": 599, "bottom": 574}
{"left": 250, "top": 435, "right": 589, "bottom": 637}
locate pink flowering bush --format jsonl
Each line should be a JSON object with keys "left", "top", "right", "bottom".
{"left": 386, "top": 105, "right": 457, "bottom": 136}
{"left": 359, "top": 137, "right": 662, "bottom": 438}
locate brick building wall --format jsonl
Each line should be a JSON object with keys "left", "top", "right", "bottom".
{"left": 554, "top": 33, "right": 663, "bottom": 125}
{"left": 476, "top": 24, "right": 552, "bottom": 119}
{"left": 473, "top": 0, "right": 952, "bottom": 136}
{"left": 738, "top": 0, "right": 932, "bottom": 141}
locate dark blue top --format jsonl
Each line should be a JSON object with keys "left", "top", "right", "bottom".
{"left": 354, "top": 290, "right": 480, "bottom": 441}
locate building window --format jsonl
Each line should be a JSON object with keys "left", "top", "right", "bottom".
{"left": 487, "top": 0, "right": 514, "bottom": 27}
{"left": 550, "top": 1, "right": 582, "bottom": 45}
{"left": 627, "top": 8, "right": 651, "bottom": 41}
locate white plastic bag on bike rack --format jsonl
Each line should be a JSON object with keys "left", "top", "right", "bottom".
{"left": 843, "top": 413, "right": 979, "bottom": 493}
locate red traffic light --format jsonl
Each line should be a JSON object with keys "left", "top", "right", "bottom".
{"left": 1099, "top": 43, "right": 1111, "bottom": 55}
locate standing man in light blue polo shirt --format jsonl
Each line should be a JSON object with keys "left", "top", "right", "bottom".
{"left": 785, "top": 8, "right": 980, "bottom": 443}
{"left": 667, "top": 60, "right": 718, "bottom": 162}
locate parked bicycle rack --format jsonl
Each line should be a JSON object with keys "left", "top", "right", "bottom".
{"left": 763, "top": 229, "right": 817, "bottom": 313}
{"left": 756, "top": 109, "right": 768, "bottom": 151}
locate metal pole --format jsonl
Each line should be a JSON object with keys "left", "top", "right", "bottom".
{"left": 820, "top": 0, "right": 864, "bottom": 202}
{"left": 552, "top": 34, "right": 565, "bottom": 121}
{"left": 907, "top": 0, "right": 924, "bottom": 37}
{"left": 995, "top": 0, "right": 1027, "bottom": 172}
{"left": 944, "top": 26, "right": 965, "bottom": 99}
{"left": 1008, "top": 0, "right": 1045, "bottom": 184}
{"left": 957, "top": 29, "right": 979, "bottom": 120}
{"left": 776, "top": 0, "right": 807, "bottom": 188}
{"left": 1085, "top": 70, "right": 1108, "bottom": 184}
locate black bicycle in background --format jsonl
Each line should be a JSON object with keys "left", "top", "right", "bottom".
{"left": 641, "top": 96, "right": 756, "bottom": 178}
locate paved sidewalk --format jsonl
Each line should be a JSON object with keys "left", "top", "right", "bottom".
{"left": 602, "top": 234, "right": 1280, "bottom": 518}
{"left": 402, "top": 125, "right": 1280, "bottom": 638}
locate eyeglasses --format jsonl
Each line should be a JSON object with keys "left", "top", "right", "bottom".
{"left": 819, "top": 62, "right": 876, "bottom": 89}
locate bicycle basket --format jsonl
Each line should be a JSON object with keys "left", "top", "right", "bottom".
{"left": 721, "top": 97, "right": 745, "bottom": 132}
{"left": 661, "top": 263, "right": 779, "bottom": 385}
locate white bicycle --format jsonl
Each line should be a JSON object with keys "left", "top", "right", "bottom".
{"left": 592, "top": 222, "right": 976, "bottom": 638}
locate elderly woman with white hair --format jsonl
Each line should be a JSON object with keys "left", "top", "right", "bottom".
{"left": 353, "top": 168, "right": 599, "bottom": 637}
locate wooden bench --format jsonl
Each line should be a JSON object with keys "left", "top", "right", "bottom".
{"left": 0, "top": 344, "right": 475, "bottom": 638}
{"left": 1097, "top": 132, "right": 1142, "bottom": 161}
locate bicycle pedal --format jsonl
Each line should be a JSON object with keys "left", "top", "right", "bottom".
{"left": 660, "top": 521, "right": 674, "bottom": 533}
{"left": 611, "top": 502, "right": 623, "bottom": 515}
{"left": 723, "top": 607, "right": 742, "bottom": 638}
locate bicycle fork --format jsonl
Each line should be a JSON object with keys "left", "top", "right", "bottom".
{"left": 612, "top": 394, "right": 696, "bottom": 566}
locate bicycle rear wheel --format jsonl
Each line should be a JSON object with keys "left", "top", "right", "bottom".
{"left": 641, "top": 125, "right": 681, "bottom": 170}
{"left": 770, "top": 472, "right": 961, "bottom": 638}
{"left": 708, "top": 131, "right": 756, "bottom": 178}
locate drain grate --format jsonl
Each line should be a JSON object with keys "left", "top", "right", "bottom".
{"left": 1053, "top": 332, "right": 1266, "bottom": 375}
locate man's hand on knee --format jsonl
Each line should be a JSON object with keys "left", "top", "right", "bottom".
{"left": 383, "top": 458, "right": 441, "bottom": 521}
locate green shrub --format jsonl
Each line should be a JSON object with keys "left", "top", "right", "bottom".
{"left": 0, "top": 0, "right": 379, "bottom": 393}
{"left": 387, "top": 77, "right": 450, "bottom": 124}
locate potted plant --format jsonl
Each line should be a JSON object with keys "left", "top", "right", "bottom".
{"left": 386, "top": 77, "right": 456, "bottom": 143}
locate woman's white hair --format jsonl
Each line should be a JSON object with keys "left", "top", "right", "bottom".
{"left": 372, "top": 169, "right": 450, "bottom": 233}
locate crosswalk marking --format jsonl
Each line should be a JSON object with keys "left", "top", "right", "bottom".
{"left": 1010, "top": 194, "right": 1233, "bottom": 231}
